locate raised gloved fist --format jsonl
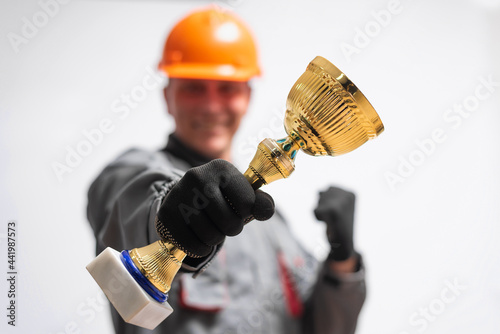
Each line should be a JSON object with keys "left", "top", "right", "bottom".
{"left": 314, "top": 186, "right": 356, "bottom": 261}
{"left": 156, "top": 159, "right": 275, "bottom": 258}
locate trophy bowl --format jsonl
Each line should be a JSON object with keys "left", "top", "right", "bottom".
{"left": 243, "top": 56, "right": 384, "bottom": 189}
{"left": 285, "top": 56, "right": 384, "bottom": 156}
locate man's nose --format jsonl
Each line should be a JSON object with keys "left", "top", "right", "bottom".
{"left": 204, "top": 86, "right": 224, "bottom": 114}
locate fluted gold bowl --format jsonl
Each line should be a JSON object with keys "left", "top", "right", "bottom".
{"left": 244, "top": 56, "right": 384, "bottom": 189}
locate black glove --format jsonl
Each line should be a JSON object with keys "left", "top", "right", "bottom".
{"left": 156, "top": 159, "right": 275, "bottom": 258}
{"left": 314, "top": 186, "right": 356, "bottom": 261}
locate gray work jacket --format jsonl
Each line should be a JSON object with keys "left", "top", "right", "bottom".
{"left": 87, "top": 135, "right": 366, "bottom": 334}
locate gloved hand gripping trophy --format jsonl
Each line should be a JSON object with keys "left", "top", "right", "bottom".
{"left": 156, "top": 159, "right": 275, "bottom": 259}
{"left": 87, "top": 56, "right": 384, "bottom": 329}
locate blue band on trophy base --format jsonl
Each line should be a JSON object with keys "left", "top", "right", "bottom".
{"left": 120, "top": 250, "right": 168, "bottom": 303}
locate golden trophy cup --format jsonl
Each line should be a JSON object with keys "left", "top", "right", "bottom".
{"left": 86, "top": 56, "right": 384, "bottom": 329}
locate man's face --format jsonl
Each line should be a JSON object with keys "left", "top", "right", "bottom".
{"left": 164, "top": 78, "right": 251, "bottom": 159}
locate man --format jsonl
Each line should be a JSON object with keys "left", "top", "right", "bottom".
{"left": 87, "top": 6, "right": 365, "bottom": 334}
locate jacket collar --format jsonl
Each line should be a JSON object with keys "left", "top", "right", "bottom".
{"left": 162, "top": 133, "right": 213, "bottom": 168}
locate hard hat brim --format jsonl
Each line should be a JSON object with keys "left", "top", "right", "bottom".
{"left": 159, "top": 63, "right": 260, "bottom": 82}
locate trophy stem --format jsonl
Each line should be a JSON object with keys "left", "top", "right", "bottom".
{"left": 244, "top": 167, "right": 265, "bottom": 190}
{"left": 243, "top": 137, "right": 300, "bottom": 190}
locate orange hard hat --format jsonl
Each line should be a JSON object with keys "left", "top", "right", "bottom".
{"left": 158, "top": 6, "right": 261, "bottom": 81}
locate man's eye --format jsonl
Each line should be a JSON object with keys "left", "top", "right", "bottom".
{"left": 181, "top": 84, "right": 205, "bottom": 94}
{"left": 219, "top": 84, "right": 239, "bottom": 95}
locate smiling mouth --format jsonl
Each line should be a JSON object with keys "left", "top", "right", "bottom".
{"left": 193, "top": 121, "right": 230, "bottom": 132}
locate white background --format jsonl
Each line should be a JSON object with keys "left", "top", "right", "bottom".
{"left": 1, "top": 0, "right": 499, "bottom": 333}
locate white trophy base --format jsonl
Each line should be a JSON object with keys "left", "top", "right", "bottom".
{"left": 86, "top": 247, "right": 173, "bottom": 330}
